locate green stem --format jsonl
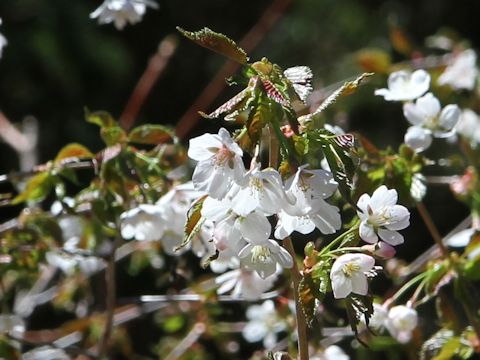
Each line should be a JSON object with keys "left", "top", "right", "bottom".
{"left": 319, "top": 222, "right": 359, "bottom": 255}
{"left": 384, "top": 272, "right": 428, "bottom": 307}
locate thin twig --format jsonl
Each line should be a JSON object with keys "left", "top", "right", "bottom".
{"left": 174, "top": 0, "right": 292, "bottom": 140}
{"left": 164, "top": 323, "right": 206, "bottom": 360}
{"left": 416, "top": 202, "right": 449, "bottom": 257}
{"left": 120, "top": 35, "right": 178, "bottom": 130}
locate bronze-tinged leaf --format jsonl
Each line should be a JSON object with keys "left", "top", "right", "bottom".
{"left": 390, "top": 27, "right": 413, "bottom": 56}
{"left": 301, "top": 73, "right": 373, "bottom": 123}
{"left": 128, "top": 125, "right": 175, "bottom": 145}
{"left": 179, "top": 195, "right": 208, "bottom": 250}
{"left": 201, "top": 88, "right": 250, "bottom": 119}
{"left": 298, "top": 275, "right": 320, "bottom": 327}
{"left": 356, "top": 48, "right": 391, "bottom": 74}
{"left": 260, "top": 78, "right": 290, "bottom": 107}
{"left": 177, "top": 27, "right": 248, "bottom": 64}
{"left": 54, "top": 143, "right": 94, "bottom": 163}
{"left": 12, "top": 172, "right": 55, "bottom": 204}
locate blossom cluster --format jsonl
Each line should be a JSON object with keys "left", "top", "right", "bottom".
{"left": 375, "top": 48, "right": 480, "bottom": 152}
{"left": 187, "top": 128, "right": 343, "bottom": 289}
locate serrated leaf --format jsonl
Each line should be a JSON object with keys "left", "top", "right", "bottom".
{"left": 12, "top": 172, "right": 55, "bottom": 204}
{"left": 85, "top": 110, "right": 116, "bottom": 128}
{"left": 128, "top": 124, "right": 175, "bottom": 145}
{"left": 54, "top": 143, "right": 94, "bottom": 163}
{"left": 260, "top": 78, "right": 290, "bottom": 107}
{"left": 311, "top": 130, "right": 357, "bottom": 205}
{"left": 345, "top": 295, "right": 374, "bottom": 337}
{"left": 177, "top": 27, "right": 248, "bottom": 64}
{"left": 179, "top": 195, "right": 208, "bottom": 250}
{"left": 301, "top": 73, "right": 373, "bottom": 123}
{"left": 298, "top": 275, "right": 319, "bottom": 327}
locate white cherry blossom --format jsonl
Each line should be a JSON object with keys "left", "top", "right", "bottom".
{"left": 215, "top": 268, "right": 277, "bottom": 300}
{"left": 329, "top": 253, "right": 375, "bottom": 299}
{"left": 403, "top": 92, "right": 460, "bottom": 151}
{"left": 188, "top": 128, "right": 245, "bottom": 199}
{"left": 375, "top": 69, "right": 430, "bottom": 101}
{"left": 230, "top": 164, "right": 289, "bottom": 216}
{"left": 438, "top": 49, "right": 478, "bottom": 90}
{"left": 242, "top": 300, "right": 287, "bottom": 349}
{"left": 456, "top": 109, "right": 480, "bottom": 147}
{"left": 90, "top": 0, "right": 158, "bottom": 30}
{"left": 357, "top": 186, "right": 410, "bottom": 246}
{"left": 385, "top": 305, "right": 418, "bottom": 343}
{"left": 311, "top": 345, "right": 350, "bottom": 360}
{"left": 275, "top": 166, "right": 341, "bottom": 239}
{"left": 239, "top": 240, "right": 293, "bottom": 279}
{"left": 120, "top": 204, "right": 165, "bottom": 241}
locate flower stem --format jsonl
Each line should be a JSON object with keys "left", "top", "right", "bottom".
{"left": 384, "top": 272, "right": 428, "bottom": 307}
{"left": 283, "top": 237, "right": 309, "bottom": 360}
{"left": 319, "top": 223, "right": 359, "bottom": 255}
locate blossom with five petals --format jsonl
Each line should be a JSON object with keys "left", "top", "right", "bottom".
{"left": 188, "top": 128, "right": 245, "bottom": 199}
{"left": 238, "top": 239, "right": 293, "bottom": 279}
{"left": 329, "top": 253, "right": 375, "bottom": 299}
{"left": 375, "top": 69, "right": 430, "bottom": 101}
{"left": 403, "top": 92, "right": 460, "bottom": 152}
{"left": 275, "top": 166, "right": 341, "bottom": 239}
{"left": 357, "top": 186, "right": 410, "bottom": 246}
{"left": 242, "top": 300, "right": 287, "bottom": 349}
{"left": 385, "top": 305, "right": 418, "bottom": 343}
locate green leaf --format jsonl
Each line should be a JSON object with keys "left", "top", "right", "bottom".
{"left": 54, "top": 143, "right": 94, "bottom": 163}
{"left": 85, "top": 110, "right": 117, "bottom": 128}
{"left": 177, "top": 27, "right": 248, "bottom": 64}
{"left": 128, "top": 125, "right": 175, "bottom": 145}
{"left": 180, "top": 195, "right": 208, "bottom": 250}
{"left": 310, "top": 130, "right": 357, "bottom": 205}
{"left": 100, "top": 126, "right": 127, "bottom": 147}
{"left": 12, "top": 172, "right": 56, "bottom": 204}
{"left": 345, "top": 295, "right": 374, "bottom": 337}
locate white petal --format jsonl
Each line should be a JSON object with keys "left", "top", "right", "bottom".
{"left": 445, "top": 228, "right": 474, "bottom": 247}
{"left": 438, "top": 104, "right": 461, "bottom": 133}
{"left": 378, "top": 229, "right": 404, "bottom": 246}
{"left": 405, "top": 126, "right": 432, "bottom": 152}
{"left": 403, "top": 102, "right": 425, "bottom": 126}
{"left": 350, "top": 272, "right": 369, "bottom": 296}
{"left": 331, "top": 273, "right": 352, "bottom": 299}
{"left": 238, "top": 212, "right": 271, "bottom": 244}
{"left": 416, "top": 93, "right": 441, "bottom": 119}
{"left": 370, "top": 185, "right": 397, "bottom": 209}
{"left": 359, "top": 222, "right": 378, "bottom": 243}
{"left": 188, "top": 133, "right": 222, "bottom": 161}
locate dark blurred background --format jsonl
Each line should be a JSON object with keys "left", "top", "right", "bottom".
{"left": 0, "top": 1, "right": 477, "bottom": 357}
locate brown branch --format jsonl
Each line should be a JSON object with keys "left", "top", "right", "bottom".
{"left": 97, "top": 244, "right": 116, "bottom": 358}
{"left": 120, "top": 35, "right": 178, "bottom": 131}
{"left": 283, "top": 237, "right": 309, "bottom": 360}
{"left": 174, "top": 0, "right": 292, "bottom": 140}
